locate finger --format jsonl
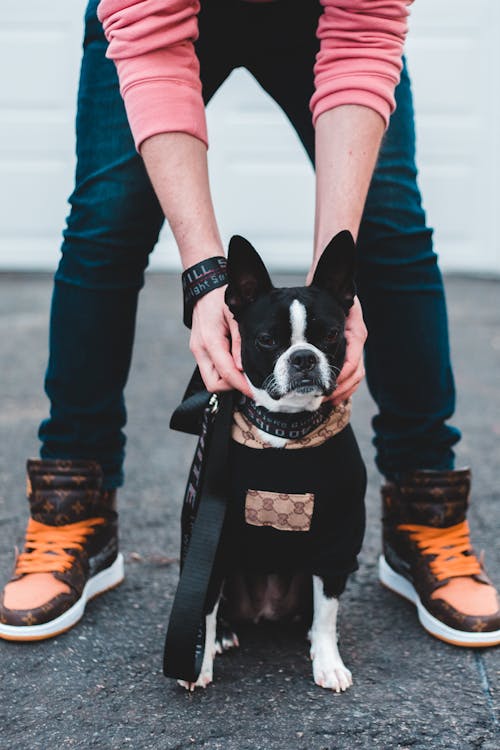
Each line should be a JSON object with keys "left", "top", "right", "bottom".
{"left": 335, "top": 356, "right": 357, "bottom": 387}
{"left": 337, "top": 298, "right": 367, "bottom": 388}
{"left": 195, "top": 348, "right": 231, "bottom": 392}
{"left": 208, "top": 339, "right": 252, "bottom": 396}
{"left": 331, "top": 363, "right": 365, "bottom": 405}
{"left": 200, "top": 350, "right": 248, "bottom": 394}
{"left": 336, "top": 335, "right": 365, "bottom": 386}
{"left": 212, "top": 379, "right": 233, "bottom": 393}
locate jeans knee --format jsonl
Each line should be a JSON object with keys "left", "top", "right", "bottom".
{"left": 58, "top": 203, "right": 162, "bottom": 291}
{"left": 356, "top": 229, "right": 444, "bottom": 294}
{"left": 57, "top": 163, "right": 164, "bottom": 290}
{"left": 55, "top": 242, "right": 147, "bottom": 291}
{"left": 360, "top": 158, "right": 436, "bottom": 281}
{"left": 362, "top": 161, "right": 432, "bottom": 238}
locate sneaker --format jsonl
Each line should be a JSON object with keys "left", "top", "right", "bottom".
{"left": 0, "top": 459, "right": 124, "bottom": 641}
{"left": 379, "top": 469, "right": 500, "bottom": 647}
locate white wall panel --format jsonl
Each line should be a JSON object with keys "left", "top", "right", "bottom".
{"left": 0, "top": 1, "right": 86, "bottom": 269}
{"left": 406, "top": 0, "right": 500, "bottom": 274}
{"left": 0, "top": 0, "right": 499, "bottom": 274}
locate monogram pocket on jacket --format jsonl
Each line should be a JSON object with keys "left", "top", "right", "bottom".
{"left": 245, "top": 489, "right": 314, "bottom": 532}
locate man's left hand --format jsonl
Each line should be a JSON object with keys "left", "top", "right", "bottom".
{"left": 329, "top": 296, "right": 367, "bottom": 405}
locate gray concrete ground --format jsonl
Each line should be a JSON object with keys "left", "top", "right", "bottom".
{"left": 0, "top": 272, "right": 499, "bottom": 750}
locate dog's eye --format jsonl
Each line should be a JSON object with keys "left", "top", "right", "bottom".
{"left": 325, "top": 329, "right": 339, "bottom": 344}
{"left": 256, "top": 333, "right": 277, "bottom": 349}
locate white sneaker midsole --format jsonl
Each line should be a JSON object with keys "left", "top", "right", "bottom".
{"left": 378, "top": 555, "right": 500, "bottom": 646}
{"left": 0, "top": 553, "right": 124, "bottom": 641}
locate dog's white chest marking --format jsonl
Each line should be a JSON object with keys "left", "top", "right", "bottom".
{"left": 309, "top": 576, "right": 353, "bottom": 692}
{"left": 258, "top": 432, "right": 288, "bottom": 448}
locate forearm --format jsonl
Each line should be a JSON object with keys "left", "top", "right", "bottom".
{"left": 140, "top": 132, "right": 224, "bottom": 268}
{"left": 141, "top": 131, "right": 250, "bottom": 395}
{"left": 312, "top": 104, "right": 383, "bottom": 403}
{"left": 313, "top": 104, "right": 384, "bottom": 262}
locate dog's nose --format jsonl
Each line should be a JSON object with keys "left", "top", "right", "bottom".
{"left": 290, "top": 349, "right": 318, "bottom": 372}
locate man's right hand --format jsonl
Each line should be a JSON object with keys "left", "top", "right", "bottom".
{"left": 190, "top": 286, "right": 253, "bottom": 396}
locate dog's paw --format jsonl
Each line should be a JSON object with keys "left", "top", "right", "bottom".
{"left": 177, "top": 650, "right": 216, "bottom": 692}
{"left": 311, "top": 647, "right": 352, "bottom": 693}
{"left": 177, "top": 663, "right": 214, "bottom": 692}
{"left": 215, "top": 629, "right": 240, "bottom": 654}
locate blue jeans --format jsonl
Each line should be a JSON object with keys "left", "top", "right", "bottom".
{"left": 39, "top": 0, "right": 460, "bottom": 487}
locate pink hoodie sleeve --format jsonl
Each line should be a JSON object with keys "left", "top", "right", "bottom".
{"left": 97, "top": 0, "right": 208, "bottom": 149}
{"left": 311, "top": 1, "right": 411, "bottom": 128}
{"left": 97, "top": 0, "right": 410, "bottom": 152}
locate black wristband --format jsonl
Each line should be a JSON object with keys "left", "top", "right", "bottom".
{"left": 182, "top": 256, "right": 228, "bottom": 328}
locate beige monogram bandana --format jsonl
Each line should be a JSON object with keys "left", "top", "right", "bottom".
{"left": 232, "top": 398, "right": 351, "bottom": 450}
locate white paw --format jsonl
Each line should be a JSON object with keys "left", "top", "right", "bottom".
{"left": 177, "top": 661, "right": 214, "bottom": 692}
{"left": 311, "top": 649, "right": 352, "bottom": 692}
{"left": 215, "top": 630, "right": 240, "bottom": 654}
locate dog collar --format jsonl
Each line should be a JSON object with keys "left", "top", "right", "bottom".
{"left": 239, "top": 398, "right": 334, "bottom": 441}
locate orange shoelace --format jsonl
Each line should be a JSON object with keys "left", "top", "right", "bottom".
{"left": 397, "top": 520, "right": 482, "bottom": 582}
{"left": 15, "top": 517, "right": 106, "bottom": 575}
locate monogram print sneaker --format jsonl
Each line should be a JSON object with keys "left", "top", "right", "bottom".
{"left": 379, "top": 469, "right": 500, "bottom": 647}
{"left": 0, "top": 459, "right": 124, "bottom": 641}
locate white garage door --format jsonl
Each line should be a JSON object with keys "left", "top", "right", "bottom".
{"left": 0, "top": 0, "right": 499, "bottom": 274}
{"left": 0, "top": 1, "right": 87, "bottom": 269}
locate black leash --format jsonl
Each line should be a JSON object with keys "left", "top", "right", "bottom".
{"left": 163, "top": 388, "right": 234, "bottom": 683}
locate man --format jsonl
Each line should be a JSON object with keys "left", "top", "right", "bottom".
{"left": 0, "top": 0, "right": 498, "bottom": 646}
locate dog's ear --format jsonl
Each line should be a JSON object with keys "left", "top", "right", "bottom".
{"left": 310, "top": 230, "right": 356, "bottom": 313}
{"left": 225, "top": 235, "right": 273, "bottom": 317}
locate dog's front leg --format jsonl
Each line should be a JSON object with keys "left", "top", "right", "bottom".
{"left": 178, "top": 597, "right": 220, "bottom": 691}
{"left": 309, "top": 575, "right": 352, "bottom": 692}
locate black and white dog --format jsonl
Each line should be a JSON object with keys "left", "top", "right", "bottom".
{"left": 181, "top": 231, "right": 366, "bottom": 692}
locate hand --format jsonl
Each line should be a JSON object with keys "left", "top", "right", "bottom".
{"left": 330, "top": 296, "right": 367, "bottom": 405}
{"left": 190, "top": 286, "right": 253, "bottom": 396}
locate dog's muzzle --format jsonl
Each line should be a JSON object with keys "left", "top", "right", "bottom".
{"left": 286, "top": 348, "right": 331, "bottom": 395}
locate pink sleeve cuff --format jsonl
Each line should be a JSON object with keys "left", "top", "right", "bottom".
{"left": 312, "top": 76, "right": 398, "bottom": 130}
{"left": 117, "top": 61, "right": 208, "bottom": 150}
{"left": 311, "top": 0, "right": 410, "bottom": 129}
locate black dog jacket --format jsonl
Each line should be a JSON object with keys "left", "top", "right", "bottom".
{"left": 223, "top": 403, "right": 367, "bottom": 584}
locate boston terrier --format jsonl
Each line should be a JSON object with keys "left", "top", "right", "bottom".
{"left": 180, "top": 231, "right": 367, "bottom": 693}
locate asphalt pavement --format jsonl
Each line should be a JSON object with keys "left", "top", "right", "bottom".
{"left": 0, "top": 272, "right": 499, "bottom": 750}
